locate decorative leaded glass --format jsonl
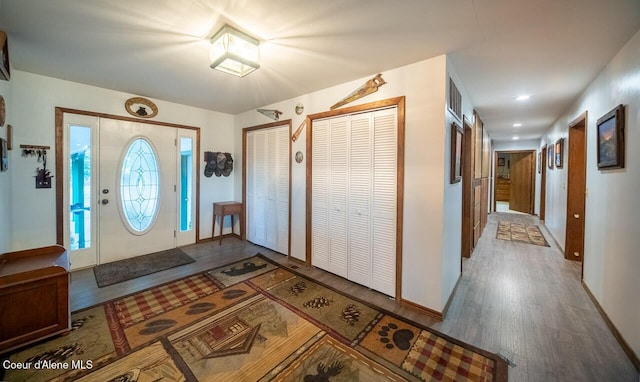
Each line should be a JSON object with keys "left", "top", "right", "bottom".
{"left": 120, "top": 138, "right": 160, "bottom": 233}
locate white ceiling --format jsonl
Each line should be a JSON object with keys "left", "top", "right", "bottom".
{"left": 1, "top": 0, "right": 639, "bottom": 140}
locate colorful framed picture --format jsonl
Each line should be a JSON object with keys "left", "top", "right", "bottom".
{"left": 555, "top": 138, "right": 564, "bottom": 168}
{"left": 450, "top": 122, "right": 463, "bottom": 183}
{"left": 547, "top": 144, "right": 554, "bottom": 169}
{"left": 597, "top": 104, "right": 625, "bottom": 169}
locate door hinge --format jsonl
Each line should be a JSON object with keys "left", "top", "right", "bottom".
{"left": 174, "top": 230, "right": 176, "bottom": 238}
{"left": 175, "top": 138, "right": 177, "bottom": 146}
{"left": 174, "top": 184, "right": 177, "bottom": 192}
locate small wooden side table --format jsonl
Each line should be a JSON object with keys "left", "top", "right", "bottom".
{"left": 212, "top": 201, "right": 243, "bottom": 245}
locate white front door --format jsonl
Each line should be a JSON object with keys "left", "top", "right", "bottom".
{"left": 98, "top": 119, "right": 177, "bottom": 264}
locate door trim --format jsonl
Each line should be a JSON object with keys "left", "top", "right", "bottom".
{"left": 55, "top": 107, "right": 201, "bottom": 246}
{"left": 241, "top": 119, "right": 293, "bottom": 258}
{"left": 461, "top": 116, "right": 473, "bottom": 258}
{"left": 540, "top": 146, "right": 547, "bottom": 220}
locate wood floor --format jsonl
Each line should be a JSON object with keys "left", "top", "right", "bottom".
{"left": 70, "top": 213, "right": 639, "bottom": 382}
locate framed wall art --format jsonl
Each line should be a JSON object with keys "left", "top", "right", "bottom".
{"left": 555, "top": 138, "right": 564, "bottom": 168}
{"left": 547, "top": 144, "right": 554, "bottom": 169}
{"left": 450, "top": 122, "right": 463, "bottom": 183}
{"left": 0, "top": 30, "right": 9, "bottom": 81}
{"left": 597, "top": 104, "right": 625, "bottom": 170}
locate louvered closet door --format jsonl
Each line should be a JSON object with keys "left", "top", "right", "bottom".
{"left": 348, "top": 113, "right": 372, "bottom": 286}
{"left": 370, "top": 108, "right": 397, "bottom": 296}
{"left": 246, "top": 125, "right": 289, "bottom": 255}
{"left": 328, "top": 116, "right": 349, "bottom": 278}
{"left": 311, "top": 119, "right": 330, "bottom": 270}
{"left": 311, "top": 106, "right": 398, "bottom": 297}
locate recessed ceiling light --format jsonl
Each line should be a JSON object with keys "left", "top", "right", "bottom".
{"left": 512, "top": 136, "right": 520, "bottom": 140}
{"left": 515, "top": 95, "right": 530, "bottom": 101}
{"left": 513, "top": 123, "right": 522, "bottom": 127}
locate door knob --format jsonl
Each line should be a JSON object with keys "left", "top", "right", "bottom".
{"left": 102, "top": 189, "right": 109, "bottom": 194}
{"left": 573, "top": 214, "right": 580, "bottom": 219}
{"left": 101, "top": 199, "right": 109, "bottom": 205}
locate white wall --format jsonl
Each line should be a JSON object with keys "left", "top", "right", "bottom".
{"left": 492, "top": 139, "right": 542, "bottom": 216}
{"left": 9, "top": 71, "right": 235, "bottom": 251}
{"left": 0, "top": 74, "right": 12, "bottom": 253}
{"left": 235, "top": 55, "right": 468, "bottom": 312}
{"left": 543, "top": 29, "right": 640, "bottom": 359}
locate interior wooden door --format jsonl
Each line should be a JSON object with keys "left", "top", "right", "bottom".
{"left": 509, "top": 152, "right": 534, "bottom": 214}
{"left": 565, "top": 115, "right": 586, "bottom": 262}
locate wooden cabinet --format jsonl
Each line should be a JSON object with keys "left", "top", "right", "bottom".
{"left": 0, "top": 245, "right": 70, "bottom": 353}
{"left": 495, "top": 177, "right": 511, "bottom": 201}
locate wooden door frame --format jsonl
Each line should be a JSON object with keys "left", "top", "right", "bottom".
{"left": 565, "top": 112, "right": 588, "bottom": 272}
{"left": 242, "top": 120, "right": 293, "bottom": 258}
{"left": 461, "top": 117, "right": 473, "bottom": 259}
{"left": 492, "top": 149, "right": 536, "bottom": 214}
{"left": 54, "top": 107, "right": 201, "bottom": 246}
{"left": 305, "top": 96, "right": 405, "bottom": 301}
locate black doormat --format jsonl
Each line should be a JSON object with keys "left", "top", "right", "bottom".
{"left": 93, "top": 248, "right": 195, "bottom": 287}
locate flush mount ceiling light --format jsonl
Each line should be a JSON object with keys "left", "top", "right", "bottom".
{"left": 209, "top": 24, "right": 260, "bottom": 77}
{"left": 512, "top": 136, "right": 520, "bottom": 140}
{"left": 515, "top": 94, "right": 530, "bottom": 101}
{"left": 513, "top": 123, "right": 522, "bottom": 127}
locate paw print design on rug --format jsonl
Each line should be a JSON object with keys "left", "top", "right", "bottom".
{"left": 378, "top": 322, "right": 415, "bottom": 350}
{"left": 358, "top": 315, "right": 421, "bottom": 366}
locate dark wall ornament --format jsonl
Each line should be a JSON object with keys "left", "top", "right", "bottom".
{"left": 204, "top": 151, "right": 233, "bottom": 177}
{"left": 124, "top": 97, "right": 158, "bottom": 119}
{"left": 597, "top": 104, "right": 625, "bottom": 170}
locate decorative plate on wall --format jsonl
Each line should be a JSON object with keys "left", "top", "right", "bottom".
{"left": 124, "top": 97, "right": 158, "bottom": 119}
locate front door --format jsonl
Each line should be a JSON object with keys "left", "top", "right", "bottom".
{"left": 98, "top": 119, "right": 177, "bottom": 264}
{"left": 509, "top": 152, "right": 535, "bottom": 214}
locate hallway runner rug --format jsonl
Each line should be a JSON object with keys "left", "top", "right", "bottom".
{"left": 93, "top": 247, "right": 196, "bottom": 287}
{"left": 4, "top": 254, "right": 508, "bottom": 381}
{"left": 496, "top": 221, "right": 550, "bottom": 247}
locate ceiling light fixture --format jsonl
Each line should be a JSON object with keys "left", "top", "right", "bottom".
{"left": 512, "top": 136, "right": 520, "bottom": 140}
{"left": 513, "top": 123, "right": 522, "bottom": 127}
{"left": 515, "top": 95, "right": 530, "bottom": 101}
{"left": 209, "top": 24, "right": 260, "bottom": 77}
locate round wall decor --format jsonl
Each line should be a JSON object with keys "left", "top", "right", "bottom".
{"left": 125, "top": 97, "right": 158, "bottom": 119}
{"left": 295, "top": 151, "right": 304, "bottom": 163}
{"left": 295, "top": 103, "right": 304, "bottom": 115}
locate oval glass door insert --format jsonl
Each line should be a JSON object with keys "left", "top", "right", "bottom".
{"left": 120, "top": 137, "right": 160, "bottom": 233}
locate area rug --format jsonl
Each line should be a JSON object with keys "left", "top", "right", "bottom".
{"left": 93, "top": 247, "right": 195, "bottom": 287}
{"left": 496, "top": 221, "right": 550, "bottom": 247}
{"left": 3, "top": 254, "right": 508, "bottom": 381}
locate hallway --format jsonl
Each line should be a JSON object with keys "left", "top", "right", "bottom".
{"left": 69, "top": 213, "right": 638, "bottom": 381}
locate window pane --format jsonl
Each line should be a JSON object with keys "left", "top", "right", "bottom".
{"left": 69, "top": 125, "right": 91, "bottom": 250}
{"left": 120, "top": 138, "right": 160, "bottom": 232}
{"left": 180, "top": 137, "right": 193, "bottom": 231}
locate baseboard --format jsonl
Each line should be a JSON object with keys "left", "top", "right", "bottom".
{"left": 400, "top": 298, "right": 443, "bottom": 321}
{"left": 442, "top": 275, "right": 462, "bottom": 319}
{"left": 582, "top": 281, "right": 640, "bottom": 372}
{"left": 197, "top": 233, "right": 242, "bottom": 243}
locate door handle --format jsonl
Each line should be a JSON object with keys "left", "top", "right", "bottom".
{"left": 573, "top": 214, "right": 580, "bottom": 219}
{"left": 101, "top": 199, "right": 109, "bottom": 205}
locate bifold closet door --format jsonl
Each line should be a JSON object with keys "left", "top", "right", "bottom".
{"left": 246, "top": 125, "right": 289, "bottom": 255}
{"left": 311, "top": 107, "right": 397, "bottom": 297}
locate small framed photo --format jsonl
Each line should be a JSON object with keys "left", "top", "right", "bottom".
{"left": 547, "top": 144, "right": 554, "bottom": 169}
{"left": 597, "top": 104, "right": 625, "bottom": 170}
{"left": 497, "top": 157, "right": 505, "bottom": 166}
{"left": 450, "top": 122, "right": 463, "bottom": 183}
{"left": 555, "top": 138, "right": 564, "bottom": 168}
